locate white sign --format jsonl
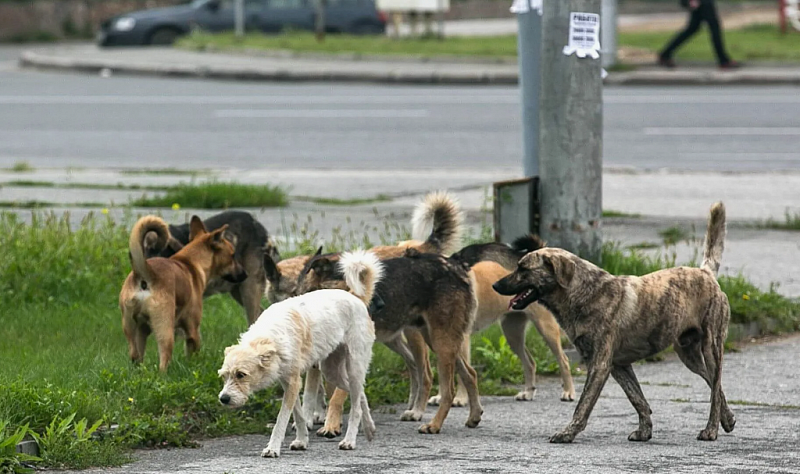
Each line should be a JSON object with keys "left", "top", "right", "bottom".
{"left": 562, "top": 12, "right": 601, "bottom": 59}
{"left": 510, "top": 0, "right": 542, "bottom": 15}
{"left": 377, "top": 0, "right": 449, "bottom": 12}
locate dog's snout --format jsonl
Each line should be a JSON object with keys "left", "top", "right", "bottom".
{"left": 492, "top": 282, "right": 502, "bottom": 293}
{"left": 219, "top": 394, "right": 231, "bottom": 405}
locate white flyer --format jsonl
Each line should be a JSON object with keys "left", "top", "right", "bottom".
{"left": 562, "top": 12, "right": 601, "bottom": 59}
{"left": 510, "top": 0, "right": 542, "bottom": 15}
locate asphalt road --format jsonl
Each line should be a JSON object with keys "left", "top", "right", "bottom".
{"left": 1, "top": 57, "right": 799, "bottom": 172}
{"left": 61, "top": 335, "right": 800, "bottom": 474}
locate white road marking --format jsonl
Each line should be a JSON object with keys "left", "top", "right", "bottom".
{"left": 214, "top": 109, "right": 429, "bottom": 118}
{"left": 644, "top": 127, "right": 800, "bottom": 136}
{"left": 606, "top": 95, "right": 800, "bottom": 104}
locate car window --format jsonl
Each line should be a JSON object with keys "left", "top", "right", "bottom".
{"left": 267, "top": 0, "right": 309, "bottom": 9}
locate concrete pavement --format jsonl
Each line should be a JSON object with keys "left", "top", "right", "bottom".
{"left": 19, "top": 44, "right": 800, "bottom": 85}
{"left": 51, "top": 335, "right": 800, "bottom": 474}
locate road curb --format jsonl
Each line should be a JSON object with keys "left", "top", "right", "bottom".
{"left": 18, "top": 50, "right": 519, "bottom": 85}
{"left": 20, "top": 49, "right": 800, "bottom": 86}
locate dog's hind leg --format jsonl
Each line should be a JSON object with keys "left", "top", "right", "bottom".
{"left": 610, "top": 364, "right": 653, "bottom": 441}
{"left": 339, "top": 351, "right": 370, "bottom": 450}
{"left": 418, "top": 327, "right": 459, "bottom": 434}
{"left": 122, "top": 309, "right": 146, "bottom": 364}
{"left": 429, "top": 335, "right": 470, "bottom": 407}
{"left": 263, "top": 373, "right": 302, "bottom": 458}
{"left": 150, "top": 307, "right": 176, "bottom": 372}
{"left": 454, "top": 348, "right": 483, "bottom": 428}
{"left": 502, "top": 312, "right": 537, "bottom": 401}
{"left": 239, "top": 269, "right": 266, "bottom": 326}
{"left": 527, "top": 306, "right": 575, "bottom": 402}
{"left": 302, "top": 366, "right": 322, "bottom": 431}
{"left": 384, "top": 333, "right": 421, "bottom": 419}
{"left": 551, "top": 337, "right": 612, "bottom": 443}
{"left": 405, "top": 329, "right": 432, "bottom": 421}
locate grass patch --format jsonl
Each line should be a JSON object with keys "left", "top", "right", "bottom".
{"left": 177, "top": 31, "right": 518, "bottom": 59}
{"left": 657, "top": 225, "right": 692, "bottom": 246}
{"left": 728, "top": 400, "right": 800, "bottom": 409}
{"left": 0, "top": 201, "right": 106, "bottom": 209}
{"left": 602, "top": 209, "right": 641, "bottom": 218}
{"left": 293, "top": 194, "right": 392, "bottom": 206}
{"left": 132, "top": 182, "right": 288, "bottom": 209}
{"left": 5, "top": 161, "right": 34, "bottom": 173}
{"left": 1, "top": 180, "right": 171, "bottom": 192}
{"left": 619, "top": 24, "right": 800, "bottom": 63}
{"left": 758, "top": 210, "right": 800, "bottom": 231}
{"left": 119, "top": 168, "right": 214, "bottom": 177}
{"left": 627, "top": 241, "right": 661, "bottom": 250}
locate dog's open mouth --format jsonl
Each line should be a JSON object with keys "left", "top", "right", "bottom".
{"left": 509, "top": 288, "right": 537, "bottom": 311}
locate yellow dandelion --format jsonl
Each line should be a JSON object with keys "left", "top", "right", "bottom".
{"left": 101, "top": 208, "right": 109, "bottom": 215}
{"left": 742, "top": 294, "right": 750, "bottom": 301}
{"left": 128, "top": 397, "right": 134, "bottom": 403}
{"left": 172, "top": 203, "right": 181, "bottom": 211}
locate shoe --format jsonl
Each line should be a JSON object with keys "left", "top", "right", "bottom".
{"left": 719, "top": 60, "right": 741, "bottom": 70}
{"left": 658, "top": 56, "right": 677, "bottom": 69}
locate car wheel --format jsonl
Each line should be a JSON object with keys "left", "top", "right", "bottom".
{"left": 148, "top": 27, "right": 180, "bottom": 45}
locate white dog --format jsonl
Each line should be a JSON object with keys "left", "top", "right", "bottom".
{"left": 218, "top": 250, "right": 382, "bottom": 457}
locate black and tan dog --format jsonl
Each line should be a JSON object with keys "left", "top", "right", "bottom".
{"left": 297, "top": 248, "right": 482, "bottom": 435}
{"left": 494, "top": 202, "right": 734, "bottom": 443}
{"left": 426, "top": 235, "right": 575, "bottom": 406}
{"left": 144, "top": 210, "right": 277, "bottom": 325}
{"left": 120, "top": 215, "right": 247, "bottom": 371}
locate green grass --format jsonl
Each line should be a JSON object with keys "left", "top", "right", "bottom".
{"left": 758, "top": 210, "right": 800, "bottom": 231}
{"left": 619, "top": 24, "right": 800, "bottom": 63}
{"left": 177, "top": 31, "right": 518, "bottom": 59}
{"left": 132, "top": 182, "right": 288, "bottom": 209}
{"left": 657, "top": 225, "right": 692, "bottom": 246}
{"left": 602, "top": 210, "right": 641, "bottom": 218}
{"left": 1, "top": 180, "right": 171, "bottom": 192}
{"left": 293, "top": 194, "right": 392, "bottom": 206}
{"left": 119, "top": 168, "right": 214, "bottom": 177}
{"left": 177, "top": 24, "right": 797, "bottom": 63}
{"left": 0, "top": 201, "right": 106, "bottom": 209}
{"left": 5, "top": 161, "right": 34, "bottom": 173}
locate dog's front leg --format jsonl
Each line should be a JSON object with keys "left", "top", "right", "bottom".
{"left": 551, "top": 340, "right": 612, "bottom": 443}
{"left": 262, "top": 374, "right": 302, "bottom": 458}
{"left": 610, "top": 364, "right": 652, "bottom": 442}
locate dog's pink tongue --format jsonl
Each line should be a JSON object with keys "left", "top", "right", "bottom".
{"left": 508, "top": 293, "right": 523, "bottom": 311}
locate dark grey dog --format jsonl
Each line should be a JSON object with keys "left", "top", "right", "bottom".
{"left": 494, "top": 202, "right": 734, "bottom": 443}
{"left": 144, "top": 210, "right": 279, "bottom": 325}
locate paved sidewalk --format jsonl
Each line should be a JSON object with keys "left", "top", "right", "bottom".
{"left": 19, "top": 44, "right": 800, "bottom": 85}
{"left": 46, "top": 335, "right": 800, "bottom": 474}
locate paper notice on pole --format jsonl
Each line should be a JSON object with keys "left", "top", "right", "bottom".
{"left": 562, "top": 12, "right": 601, "bottom": 59}
{"left": 510, "top": 0, "right": 542, "bottom": 15}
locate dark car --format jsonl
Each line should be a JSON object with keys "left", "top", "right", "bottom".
{"left": 98, "top": 0, "right": 387, "bottom": 46}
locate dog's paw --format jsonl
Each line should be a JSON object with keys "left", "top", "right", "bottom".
{"left": 312, "top": 412, "right": 326, "bottom": 426}
{"left": 261, "top": 447, "right": 280, "bottom": 458}
{"left": 514, "top": 389, "right": 536, "bottom": 401}
{"left": 418, "top": 423, "right": 441, "bottom": 434}
{"left": 316, "top": 425, "right": 342, "bottom": 438}
{"left": 722, "top": 413, "right": 736, "bottom": 433}
{"left": 364, "top": 420, "right": 377, "bottom": 442}
{"left": 427, "top": 395, "right": 442, "bottom": 406}
{"left": 452, "top": 397, "right": 468, "bottom": 407}
{"left": 400, "top": 410, "right": 423, "bottom": 422}
{"left": 338, "top": 440, "right": 356, "bottom": 450}
{"left": 289, "top": 440, "right": 307, "bottom": 451}
{"left": 465, "top": 415, "right": 481, "bottom": 429}
{"left": 560, "top": 390, "right": 575, "bottom": 402}
{"left": 697, "top": 428, "right": 718, "bottom": 441}
{"left": 627, "top": 429, "right": 652, "bottom": 442}
{"left": 549, "top": 431, "right": 576, "bottom": 443}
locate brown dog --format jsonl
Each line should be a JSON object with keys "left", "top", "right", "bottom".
{"left": 119, "top": 215, "right": 247, "bottom": 371}
{"left": 493, "top": 202, "right": 734, "bottom": 443}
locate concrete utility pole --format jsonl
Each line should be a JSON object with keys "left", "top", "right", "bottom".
{"left": 538, "top": 0, "right": 603, "bottom": 261}
{"left": 515, "top": 1, "right": 542, "bottom": 178}
{"left": 601, "top": 0, "right": 617, "bottom": 68}
{"left": 234, "top": 0, "right": 245, "bottom": 37}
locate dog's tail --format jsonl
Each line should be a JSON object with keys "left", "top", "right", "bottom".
{"left": 411, "top": 191, "right": 464, "bottom": 255}
{"left": 511, "top": 234, "right": 547, "bottom": 254}
{"left": 129, "top": 215, "right": 170, "bottom": 282}
{"left": 339, "top": 250, "right": 384, "bottom": 307}
{"left": 701, "top": 202, "right": 726, "bottom": 275}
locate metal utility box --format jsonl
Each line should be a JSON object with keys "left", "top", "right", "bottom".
{"left": 493, "top": 177, "right": 539, "bottom": 243}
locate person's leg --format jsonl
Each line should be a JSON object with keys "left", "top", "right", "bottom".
{"left": 701, "top": 1, "right": 732, "bottom": 65}
{"left": 659, "top": 7, "right": 704, "bottom": 62}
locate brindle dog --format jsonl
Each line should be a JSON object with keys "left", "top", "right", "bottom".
{"left": 494, "top": 202, "right": 734, "bottom": 443}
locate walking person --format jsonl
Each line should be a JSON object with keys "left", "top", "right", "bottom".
{"left": 659, "top": 0, "right": 740, "bottom": 69}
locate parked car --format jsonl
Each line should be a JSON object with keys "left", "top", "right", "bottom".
{"left": 97, "top": 0, "right": 387, "bottom": 46}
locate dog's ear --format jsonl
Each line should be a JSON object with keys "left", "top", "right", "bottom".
{"left": 263, "top": 254, "right": 281, "bottom": 283}
{"left": 547, "top": 254, "right": 575, "bottom": 289}
{"left": 314, "top": 246, "right": 323, "bottom": 257}
{"left": 189, "top": 216, "right": 207, "bottom": 241}
{"left": 249, "top": 337, "right": 277, "bottom": 367}
{"left": 223, "top": 345, "right": 235, "bottom": 357}
{"left": 309, "top": 257, "right": 333, "bottom": 276}
{"left": 404, "top": 247, "right": 421, "bottom": 258}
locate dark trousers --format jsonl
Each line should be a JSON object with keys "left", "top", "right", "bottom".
{"left": 660, "top": 1, "right": 731, "bottom": 65}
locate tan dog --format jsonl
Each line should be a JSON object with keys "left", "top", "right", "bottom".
{"left": 494, "top": 203, "right": 734, "bottom": 443}
{"left": 119, "top": 215, "right": 247, "bottom": 371}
